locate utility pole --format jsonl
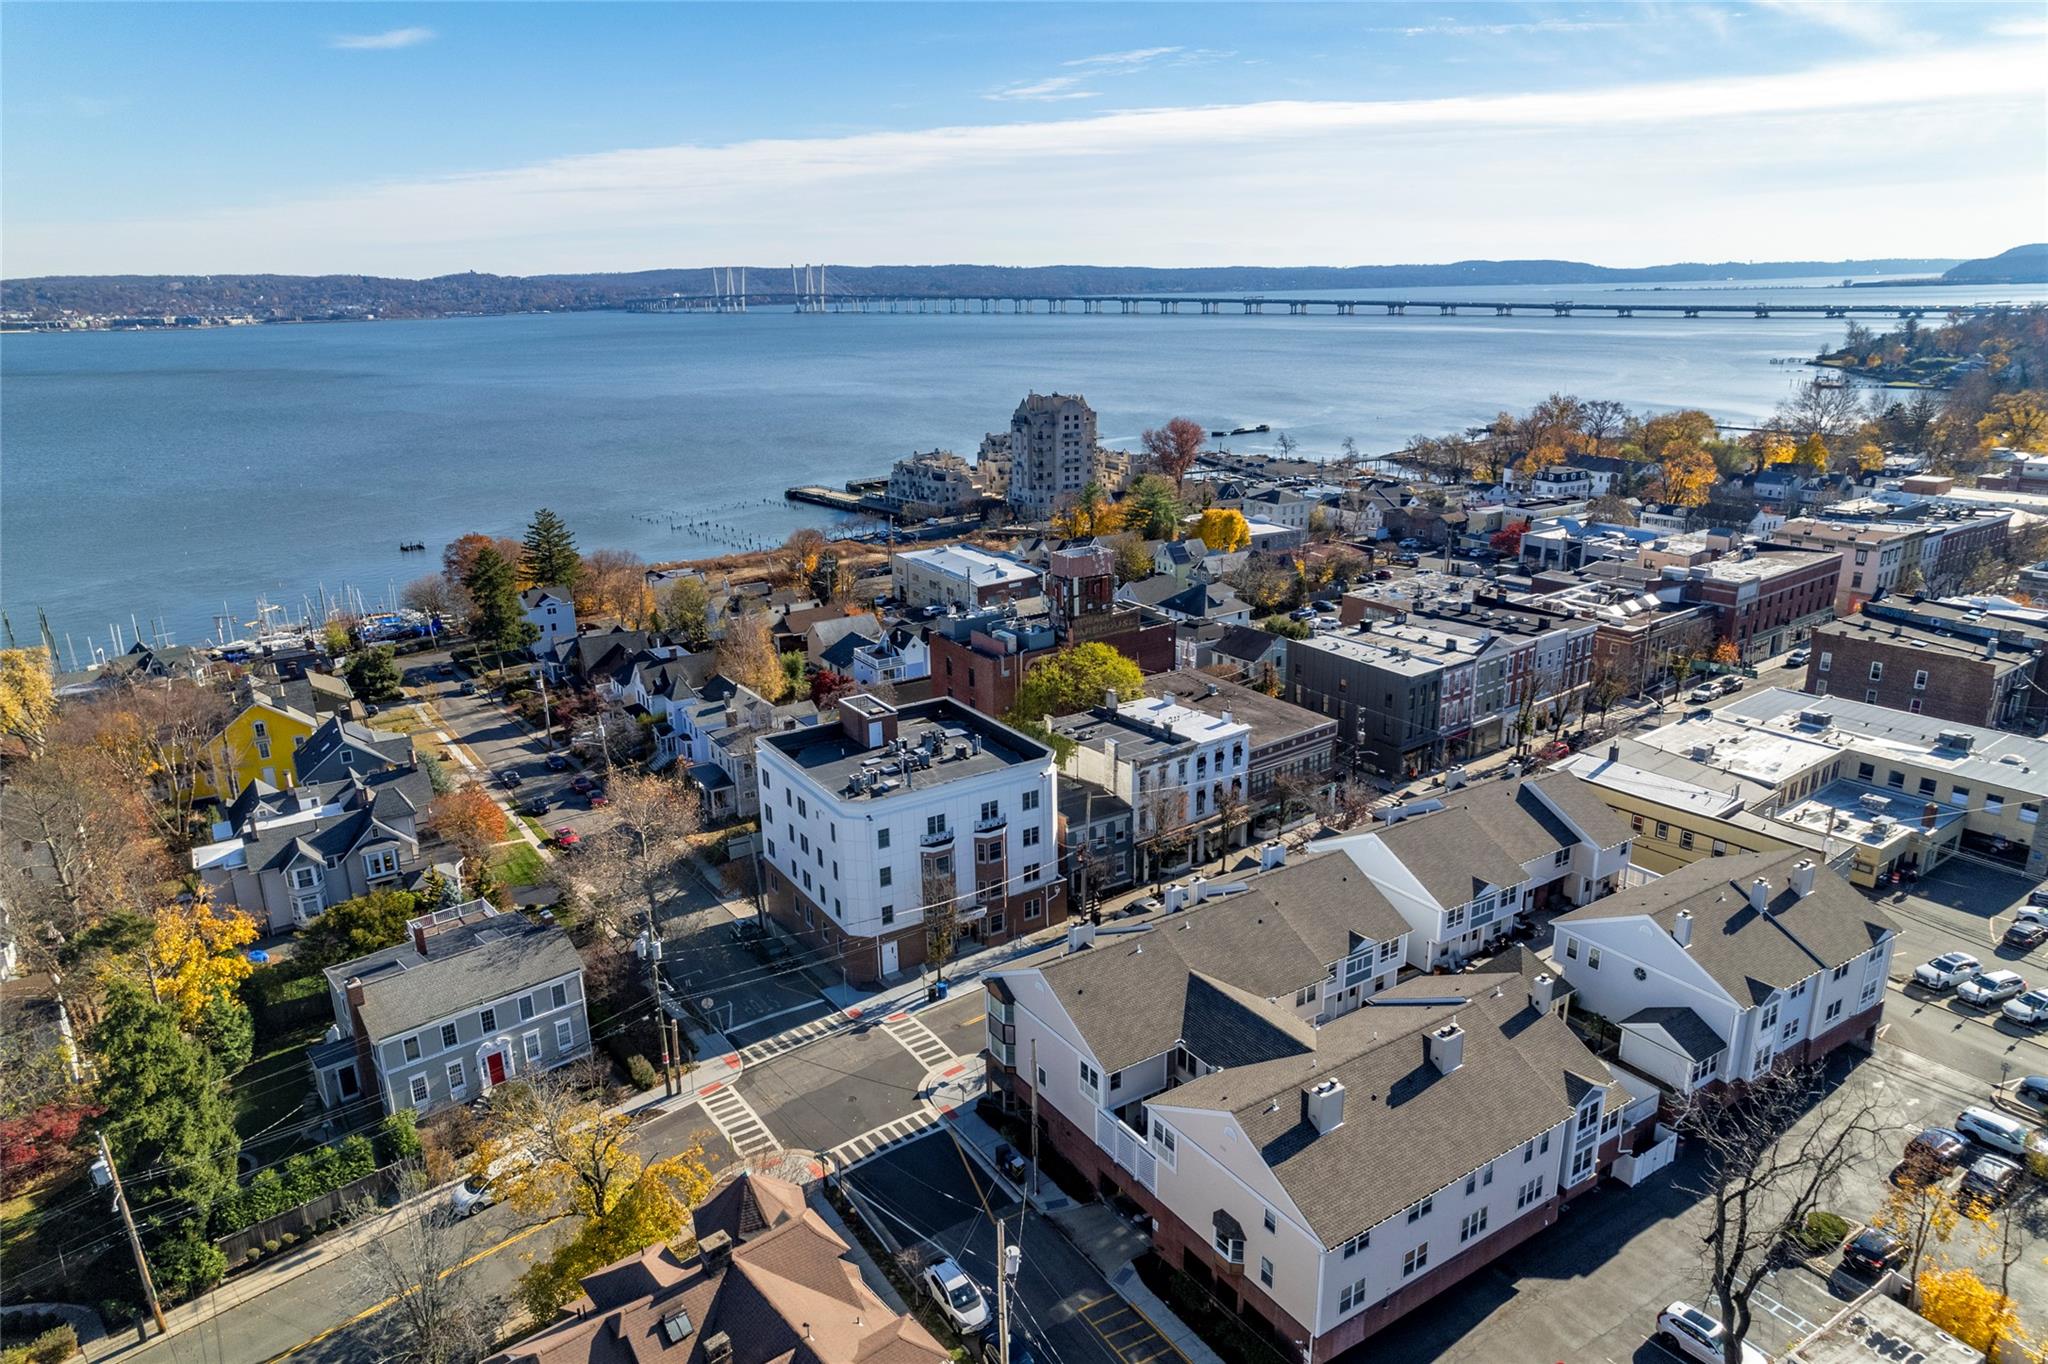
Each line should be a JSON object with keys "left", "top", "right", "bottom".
{"left": 644, "top": 928, "right": 675, "bottom": 1098}
{"left": 97, "top": 1133, "right": 168, "bottom": 1334}
{"left": 994, "top": 1217, "right": 1020, "bottom": 1364}
{"left": 1027, "top": 1038, "right": 1040, "bottom": 1204}
{"left": 535, "top": 668, "right": 553, "bottom": 749}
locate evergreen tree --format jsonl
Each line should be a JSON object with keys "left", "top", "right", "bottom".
{"left": 90, "top": 982, "right": 240, "bottom": 1219}
{"left": 521, "top": 508, "right": 582, "bottom": 590}
{"left": 344, "top": 645, "right": 403, "bottom": 704}
{"left": 463, "top": 546, "right": 540, "bottom": 660}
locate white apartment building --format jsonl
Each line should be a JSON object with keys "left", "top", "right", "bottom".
{"left": 1316, "top": 771, "right": 1634, "bottom": 969}
{"left": 890, "top": 545, "right": 1041, "bottom": 610}
{"left": 1552, "top": 850, "right": 1897, "bottom": 1095}
{"left": 984, "top": 885, "right": 1664, "bottom": 1362}
{"left": 886, "top": 448, "right": 985, "bottom": 518}
{"left": 520, "top": 587, "right": 577, "bottom": 652}
{"left": 755, "top": 696, "right": 1065, "bottom": 985}
{"left": 1051, "top": 691, "right": 1253, "bottom": 879}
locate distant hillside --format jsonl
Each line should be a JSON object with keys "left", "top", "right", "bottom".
{"left": 1, "top": 256, "right": 1962, "bottom": 324}
{"left": 1942, "top": 244, "right": 2048, "bottom": 285}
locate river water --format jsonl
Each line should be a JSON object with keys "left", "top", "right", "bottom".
{"left": 3, "top": 275, "right": 2041, "bottom": 656}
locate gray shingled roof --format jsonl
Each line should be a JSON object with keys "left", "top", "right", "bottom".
{"left": 1155, "top": 962, "right": 1617, "bottom": 1247}
{"left": 342, "top": 918, "right": 585, "bottom": 1043}
{"left": 1622, "top": 1007, "right": 1727, "bottom": 1062}
{"left": 1372, "top": 808, "right": 1529, "bottom": 907}
{"left": 1556, "top": 849, "right": 1897, "bottom": 1006}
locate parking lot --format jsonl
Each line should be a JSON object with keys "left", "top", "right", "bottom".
{"left": 842, "top": 1131, "right": 1185, "bottom": 1364}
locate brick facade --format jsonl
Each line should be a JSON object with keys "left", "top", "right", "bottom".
{"left": 765, "top": 861, "right": 1064, "bottom": 987}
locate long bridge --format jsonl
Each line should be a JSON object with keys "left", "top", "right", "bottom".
{"left": 617, "top": 291, "right": 2001, "bottom": 320}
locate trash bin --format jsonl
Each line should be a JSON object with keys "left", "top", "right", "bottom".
{"left": 930, "top": 979, "right": 950, "bottom": 1002}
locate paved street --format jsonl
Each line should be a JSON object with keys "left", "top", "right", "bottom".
{"left": 844, "top": 1131, "right": 1184, "bottom": 1364}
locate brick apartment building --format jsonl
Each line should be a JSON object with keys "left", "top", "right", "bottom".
{"left": 1670, "top": 546, "right": 1841, "bottom": 661}
{"left": 1804, "top": 599, "right": 2048, "bottom": 731}
{"left": 927, "top": 609, "right": 1058, "bottom": 720}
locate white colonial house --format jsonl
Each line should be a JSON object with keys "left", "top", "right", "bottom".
{"left": 1316, "top": 772, "right": 1634, "bottom": 969}
{"left": 1550, "top": 850, "right": 1897, "bottom": 1094}
{"left": 520, "top": 588, "right": 577, "bottom": 652}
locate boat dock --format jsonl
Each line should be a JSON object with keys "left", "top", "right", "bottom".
{"left": 785, "top": 476, "right": 892, "bottom": 516}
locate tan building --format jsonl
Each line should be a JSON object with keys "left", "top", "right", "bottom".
{"left": 885, "top": 448, "right": 984, "bottom": 519}
{"left": 1774, "top": 518, "right": 1925, "bottom": 616}
{"left": 998, "top": 392, "right": 1125, "bottom": 519}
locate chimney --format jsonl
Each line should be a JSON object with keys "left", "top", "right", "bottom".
{"left": 1428, "top": 1018, "right": 1465, "bottom": 1074}
{"left": 699, "top": 1230, "right": 733, "bottom": 1272}
{"left": 1104, "top": 687, "right": 1120, "bottom": 710}
{"left": 1067, "top": 920, "right": 1097, "bottom": 952}
{"left": 1749, "top": 878, "right": 1771, "bottom": 913}
{"left": 1530, "top": 972, "right": 1558, "bottom": 1013}
{"left": 410, "top": 918, "right": 429, "bottom": 955}
{"left": 702, "top": 1334, "right": 733, "bottom": 1364}
{"left": 1789, "top": 859, "right": 1817, "bottom": 899}
{"left": 1921, "top": 802, "right": 1939, "bottom": 829}
{"left": 1608, "top": 743, "right": 1620, "bottom": 763}
{"left": 1673, "top": 910, "right": 1694, "bottom": 948}
{"left": 1304, "top": 1078, "right": 1346, "bottom": 1134}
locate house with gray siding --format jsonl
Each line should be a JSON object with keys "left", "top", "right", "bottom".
{"left": 314, "top": 902, "right": 590, "bottom": 1116}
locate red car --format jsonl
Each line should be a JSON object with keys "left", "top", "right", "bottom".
{"left": 553, "top": 827, "right": 581, "bottom": 849}
{"left": 586, "top": 789, "right": 608, "bottom": 808}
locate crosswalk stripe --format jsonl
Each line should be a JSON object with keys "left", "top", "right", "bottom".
{"left": 697, "top": 1083, "right": 780, "bottom": 1158}
{"left": 827, "top": 1106, "right": 943, "bottom": 1167}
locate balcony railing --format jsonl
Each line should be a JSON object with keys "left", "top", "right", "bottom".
{"left": 920, "top": 828, "right": 954, "bottom": 848}
{"left": 974, "top": 814, "right": 1008, "bottom": 833}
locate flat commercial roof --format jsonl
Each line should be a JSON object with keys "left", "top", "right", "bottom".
{"left": 1720, "top": 687, "right": 2048, "bottom": 801}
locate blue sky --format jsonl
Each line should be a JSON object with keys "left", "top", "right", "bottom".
{"left": 3, "top": 2, "right": 2043, "bottom": 276}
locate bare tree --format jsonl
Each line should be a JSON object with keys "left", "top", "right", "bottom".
{"left": 1672, "top": 1066, "right": 1886, "bottom": 1364}
{"left": 1776, "top": 378, "right": 1864, "bottom": 443}
{"left": 401, "top": 574, "right": 457, "bottom": 620}
{"left": 347, "top": 1166, "right": 500, "bottom": 1364}
{"left": 1140, "top": 787, "right": 1191, "bottom": 882}
{"left": 568, "top": 770, "right": 702, "bottom": 935}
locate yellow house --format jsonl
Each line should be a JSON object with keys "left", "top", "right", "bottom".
{"left": 192, "top": 690, "right": 321, "bottom": 801}
{"left": 1557, "top": 746, "right": 1808, "bottom": 875}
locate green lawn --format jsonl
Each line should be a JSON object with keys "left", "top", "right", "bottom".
{"left": 234, "top": 1024, "right": 324, "bottom": 1149}
{"left": 493, "top": 842, "right": 545, "bottom": 888}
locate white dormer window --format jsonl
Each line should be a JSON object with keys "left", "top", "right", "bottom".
{"left": 289, "top": 865, "right": 321, "bottom": 891}
{"left": 364, "top": 848, "right": 400, "bottom": 879}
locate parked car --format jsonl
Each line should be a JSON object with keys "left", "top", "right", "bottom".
{"left": 1840, "top": 1227, "right": 1906, "bottom": 1278}
{"left": 922, "top": 1257, "right": 990, "bottom": 1332}
{"left": 2003, "top": 990, "right": 2048, "bottom": 1027}
{"left": 1956, "top": 970, "right": 2028, "bottom": 1009}
{"left": 521, "top": 794, "right": 551, "bottom": 817}
{"left": 457, "top": 680, "right": 477, "bottom": 695}
{"left": 1913, "top": 952, "right": 1982, "bottom": 991}
{"left": 2001, "top": 920, "right": 2048, "bottom": 952}
{"left": 497, "top": 769, "right": 523, "bottom": 788}
{"left": 2030, "top": 888, "right": 2048, "bottom": 908}
{"left": 1954, "top": 1106, "right": 2033, "bottom": 1158}
{"left": 1290, "top": 606, "right": 1317, "bottom": 620}
{"left": 544, "top": 753, "right": 570, "bottom": 772}
{"left": 570, "top": 775, "right": 597, "bottom": 795}
{"left": 1687, "top": 684, "right": 1719, "bottom": 703}
{"left": 2012, "top": 1075, "right": 2048, "bottom": 1109}
{"left": 977, "top": 1333, "right": 1036, "bottom": 1364}
{"left": 1654, "top": 1303, "right": 1769, "bottom": 1364}
{"left": 1892, "top": 1126, "right": 1968, "bottom": 1184}
{"left": 1373, "top": 568, "right": 1394, "bottom": 581}
{"left": 1786, "top": 647, "right": 1812, "bottom": 667}
{"left": 553, "top": 827, "right": 581, "bottom": 849}
{"left": 449, "top": 1168, "right": 502, "bottom": 1217}
{"left": 1718, "top": 675, "right": 1746, "bottom": 694}
{"left": 729, "top": 919, "right": 769, "bottom": 947}
{"left": 436, "top": 662, "right": 456, "bottom": 677}
{"left": 1959, "top": 1154, "right": 2024, "bottom": 1209}
{"left": 586, "top": 788, "right": 609, "bottom": 808}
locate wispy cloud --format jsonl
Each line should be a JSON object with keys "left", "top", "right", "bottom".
{"left": 1751, "top": 1, "right": 1923, "bottom": 46}
{"left": 13, "top": 43, "right": 2042, "bottom": 276}
{"left": 1378, "top": 18, "right": 1625, "bottom": 37}
{"left": 984, "top": 75, "right": 1099, "bottom": 103}
{"left": 1063, "top": 46, "right": 1184, "bottom": 70}
{"left": 63, "top": 94, "right": 123, "bottom": 118}
{"left": 328, "top": 26, "right": 435, "bottom": 51}
{"left": 1988, "top": 15, "right": 2048, "bottom": 37}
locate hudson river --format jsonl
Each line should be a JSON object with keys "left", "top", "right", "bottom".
{"left": 4, "top": 277, "right": 2041, "bottom": 656}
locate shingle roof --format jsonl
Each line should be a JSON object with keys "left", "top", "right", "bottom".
{"left": 329, "top": 912, "right": 584, "bottom": 1043}
{"left": 1556, "top": 849, "right": 1897, "bottom": 1005}
{"left": 1154, "top": 961, "right": 1616, "bottom": 1247}
{"left": 1431, "top": 773, "right": 1630, "bottom": 864}
{"left": 1622, "top": 1006, "right": 1727, "bottom": 1062}
{"left": 1372, "top": 809, "right": 1529, "bottom": 907}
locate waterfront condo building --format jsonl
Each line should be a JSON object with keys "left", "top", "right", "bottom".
{"left": 983, "top": 878, "right": 1666, "bottom": 1361}
{"left": 755, "top": 695, "right": 1066, "bottom": 985}
{"left": 1001, "top": 392, "right": 1114, "bottom": 519}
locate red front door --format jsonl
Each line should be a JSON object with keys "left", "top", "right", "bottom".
{"left": 485, "top": 1051, "right": 507, "bottom": 1086}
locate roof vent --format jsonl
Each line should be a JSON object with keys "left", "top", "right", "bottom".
{"left": 1749, "top": 877, "right": 1771, "bottom": 913}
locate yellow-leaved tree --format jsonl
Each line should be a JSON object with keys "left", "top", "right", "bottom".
{"left": 1052, "top": 482, "right": 1125, "bottom": 540}
{"left": 1761, "top": 433, "right": 1798, "bottom": 467}
{"left": 1856, "top": 441, "right": 1886, "bottom": 472}
{"left": 0, "top": 647, "right": 57, "bottom": 755}
{"left": 1192, "top": 508, "right": 1251, "bottom": 553}
{"left": 1976, "top": 391, "right": 2048, "bottom": 452}
{"left": 1916, "top": 1265, "right": 2028, "bottom": 1355}
{"left": 150, "top": 891, "right": 258, "bottom": 1030}
{"left": 1658, "top": 448, "right": 1718, "bottom": 508}
{"left": 519, "top": 1150, "right": 715, "bottom": 1321}
{"left": 1794, "top": 432, "right": 1831, "bottom": 471}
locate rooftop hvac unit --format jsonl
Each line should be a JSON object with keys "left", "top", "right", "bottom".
{"left": 1936, "top": 730, "right": 1974, "bottom": 752}
{"left": 1858, "top": 793, "right": 1890, "bottom": 814}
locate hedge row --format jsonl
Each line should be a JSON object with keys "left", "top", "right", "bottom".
{"left": 0, "top": 1324, "right": 77, "bottom": 1364}
{"left": 213, "top": 1136, "right": 376, "bottom": 1234}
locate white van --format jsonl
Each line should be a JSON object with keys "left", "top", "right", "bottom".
{"left": 1955, "top": 1106, "right": 2032, "bottom": 1158}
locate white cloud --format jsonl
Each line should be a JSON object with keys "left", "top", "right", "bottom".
{"left": 328, "top": 27, "right": 435, "bottom": 51}
{"left": 10, "top": 43, "right": 2042, "bottom": 276}
{"left": 1751, "top": 0, "right": 1923, "bottom": 45}
{"left": 984, "top": 75, "right": 1099, "bottom": 102}
{"left": 1063, "top": 46, "right": 1184, "bottom": 69}
{"left": 1382, "top": 18, "right": 1626, "bottom": 37}
{"left": 1988, "top": 15, "right": 2048, "bottom": 37}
